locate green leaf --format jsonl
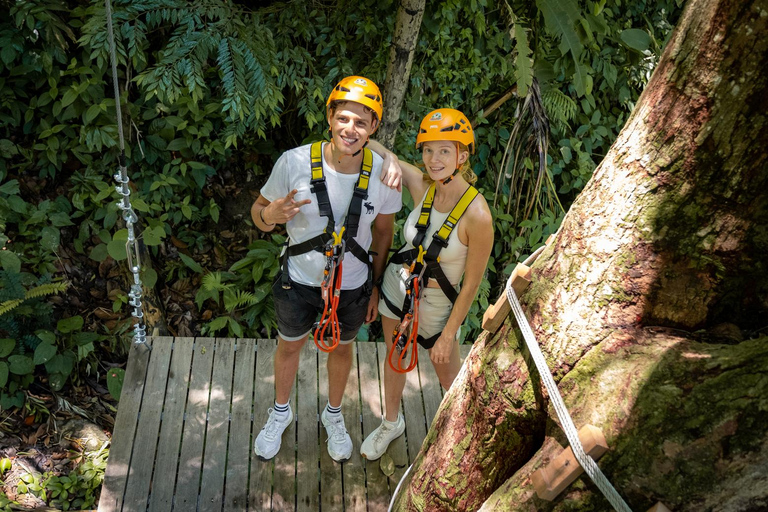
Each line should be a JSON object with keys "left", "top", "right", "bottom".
{"left": 36, "top": 330, "right": 56, "bottom": 344}
{"left": 41, "top": 226, "right": 61, "bottom": 251}
{"left": 49, "top": 372, "right": 67, "bottom": 391}
{"left": 179, "top": 253, "right": 204, "bottom": 273}
{"left": 58, "top": 315, "right": 84, "bottom": 333}
{"left": 0, "top": 250, "right": 20, "bottom": 272}
{"left": 141, "top": 267, "right": 158, "bottom": 288}
{"left": 0, "top": 362, "right": 8, "bottom": 388}
{"left": 0, "top": 339, "right": 15, "bottom": 358}
{"left": 107, "top": 239, "right": 128, "bottom": 260}
{"left": 167, "top": 138, "right": 188, "bottom": 151}
{"left": 143, "top": 226, "right": 165, "bottom": 246}
{"left": 207, "top": 316, "right": 228, "bottom": 332}
{"left": 84, "top": 104, "right": 101, "bottom": 124}
{"left": 620, "top": 29, "right": 651, "bottom": 52}
{"left": 61, "top": 88, "right": 78, "bottom": 108}
{"left": 8, "top": 355, "right": 34, "bottom": 375}
{"left": 537, "top": 0, "right": 583, "bottom": 59}
{"left": 0, "top": 179, "right": 19, "bottom": 194}
{"left": 514, "top": 24, "right": 533, "bottom": 97}
{"left": 90, "top": 243, "right": 109, "bottom": 262}
{"left": 34, "top": 342, "right": 57, "bottom": 365}
{"left": 107, "top": 368, "right": 125, "bottom": 400}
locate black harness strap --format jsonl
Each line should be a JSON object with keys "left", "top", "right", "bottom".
{"left": 281, "top": 142, "right": 374, "bottom": 289}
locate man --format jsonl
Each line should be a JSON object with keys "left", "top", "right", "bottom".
{"left": 250, "top": 76, "right": 401, "bottom": 462}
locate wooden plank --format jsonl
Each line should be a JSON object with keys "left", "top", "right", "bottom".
{"left": 223, "top": 339, "right": 256, "bottom": 512}
{"left": 199, "top": 338, "right": 236, "bottom": 511}
{"left": 272, "top": 337, "right": 297, "bottom": 512}
{"left": 531, "top": 425, "right": 609, "bottom": 501}
{"left": 249, "top": 339, "right": 277, "bottom": 510}
{"left": 481, "top": 263, "right": 532, "bottom": 334}
{"left": 417, "top": 345, "right": 443, "bottom": 430}
{"left": 318, "top": 344, "right": 343, "bottom": 512}
{"left": 173, "top": 337, "right": 216, "bottom": 510}
{"left": 377, "top": 342, "right": 408, "bottom": 490}
{"left": 98, "top": 338, "right": 152, "bottom": 512}
{"left": 358, "top": 342, "right": 390, "bottom": 512}
{"left": 121, "top": 336, "right": 174, "bottom": 512}
{"left": 401, "top": 351, "right": 427, "bottom": 465}
{"left": 146, "top": 337, "right": 195, "bottom": 512}
{"left": 343, "top": 343, "right": 365, "bottom": 512}
{"left": 296, "top": 341, "right": 319, "bottom": 511}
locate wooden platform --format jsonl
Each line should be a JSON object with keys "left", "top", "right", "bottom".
{"left": 98, "top": 337, "right": 471, "bottom": 512}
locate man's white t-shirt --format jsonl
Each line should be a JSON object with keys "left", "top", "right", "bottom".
{"left": 261, "top": 142, "right": 401, "bottom": 289}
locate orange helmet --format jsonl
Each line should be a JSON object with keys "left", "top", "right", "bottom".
{"left": 416, "top": 108, "right": 475, "bottom": 154}
{"left": 326, "top": 76, "right": 383, "bottom": 125}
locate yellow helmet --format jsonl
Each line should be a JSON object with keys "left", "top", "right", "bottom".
{"left": 326, "top": 76, "right": 383, "bottom": 125}
{"left": 416, "top": 108, "right": 475, "bottom": 154}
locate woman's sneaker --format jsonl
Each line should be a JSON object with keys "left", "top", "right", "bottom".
{"left": 254, "top": 407, "right": 293, "bottom": 460}
{"left": 321, "top": 408, "right": 353, "bottom": 462}
{"left": 360, "top": 414, "right": 405, "bottom": 460}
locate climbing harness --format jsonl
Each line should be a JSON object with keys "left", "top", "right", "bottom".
{"left": 384, "top": 183, "right": 479, "bottom": 372}
{"left": 104, "top": 0, "right": 146, "bottom": 346}
{"left": 279, "top": 141, "right": 374, "bottom": 351}
{"left": 505, "top": 275, "right": 633, "bottom": 511}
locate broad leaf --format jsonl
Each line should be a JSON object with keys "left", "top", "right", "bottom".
{"left": 8, "top": 355, "right": 34, "bottom": 375}
{"left": 107, "top": 368, "right": 125, "bottom": 401}
{"left": 34, "top": 342, "right": 57, "bottom": 365}
{"left": 620, "top": 28, "right": 651, "bottom": 52}
{"left": 179, "top": 253, "right": 204, "bottom": 273}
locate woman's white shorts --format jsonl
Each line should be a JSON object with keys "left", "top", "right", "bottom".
{"left": 378, "top": 264, "right": 460, "bottom": 342}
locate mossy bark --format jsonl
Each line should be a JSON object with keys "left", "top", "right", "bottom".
{"left": 394, "top": 0, "right": 768, "bottom": 510}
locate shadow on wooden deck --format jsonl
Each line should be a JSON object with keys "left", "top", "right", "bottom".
{"left": 97, "top": 337, "right": 470, "bottom": 512}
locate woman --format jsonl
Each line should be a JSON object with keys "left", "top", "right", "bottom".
{"left": 361, "top": 108, "right": 494, "bottom": 460}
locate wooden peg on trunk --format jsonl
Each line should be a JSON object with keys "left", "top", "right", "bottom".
{"left": 481, "top": 263, "right": 531, "bottom": 333}
{"left": 531, "top": 425, "right": 609, "bottom": 501}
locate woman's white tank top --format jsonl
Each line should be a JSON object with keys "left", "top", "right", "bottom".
{"left": 400, "top": 190, "right": 469, "bottom": 286}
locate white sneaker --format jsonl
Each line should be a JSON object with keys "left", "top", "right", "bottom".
{"left": 254, "top": 407, "right": 293, "bottom": 460}
{"left": 321, "top": 409, "right": 353, "bottom": 462}
{"left": 360, "top": 414, "right": 405, "bottom": 460}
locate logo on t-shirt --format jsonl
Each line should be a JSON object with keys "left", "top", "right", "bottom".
{"left": 364, "top": 201, "right": 374, "bottom": 214}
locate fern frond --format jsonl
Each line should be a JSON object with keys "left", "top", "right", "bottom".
{"left": 0, "top": 298, "right": 23, "bottom": 316}
{"left": 24, "top": 281, "right": 69, "bottom": 300}
{"left": 542, "top": 88, "right": 577, "bottom": 129}
{"left": 201, "top": 271, "right": 231, "bottom": 291}
{"left": 223, "top": 290, "right": 257, "bottom": 311}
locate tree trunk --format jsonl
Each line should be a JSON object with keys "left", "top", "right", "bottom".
{"left": 378, "top": 0, "right": 425, "bottom": 149}
{"left": 395, "top": 0, "right": 768, "bottom": 510}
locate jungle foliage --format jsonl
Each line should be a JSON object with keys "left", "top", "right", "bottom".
{"left": 0, "top": 0, "right": 683, "bottom": 406}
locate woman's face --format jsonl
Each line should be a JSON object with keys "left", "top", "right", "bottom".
{"left": 421, "top": 140, "right": 468, "bottom": 181}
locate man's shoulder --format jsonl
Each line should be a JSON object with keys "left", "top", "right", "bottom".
{"left": 281, "top": 142, "right": 315, "bottom": 160}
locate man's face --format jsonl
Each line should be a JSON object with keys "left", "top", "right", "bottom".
{"left": 327, "top": 101, "right": 377, "bottom": 156}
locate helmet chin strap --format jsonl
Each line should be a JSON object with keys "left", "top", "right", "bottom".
{"left": 439, "top": 169, "right": 460, "bottom": 185}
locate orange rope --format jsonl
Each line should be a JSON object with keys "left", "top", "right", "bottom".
{"left": 314, "top": 258, "right": 342, "bottom": 352}
{"left": 387, "top": 278, "right": 420, "bottom": 373}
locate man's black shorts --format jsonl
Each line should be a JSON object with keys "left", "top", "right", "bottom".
{"left": 271, "top": 272, "right": 371, "bottom": 343}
